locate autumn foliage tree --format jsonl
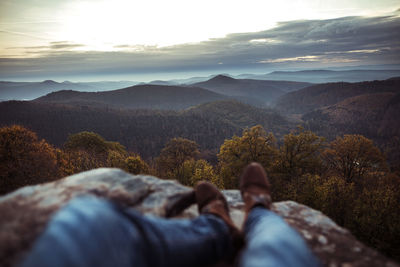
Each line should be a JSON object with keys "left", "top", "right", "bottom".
{"left": 271, "top": 127, "right": 325, "bottom": 200}
{"left": 124, "top": 155, "right": 150, "bottom": 175}
{"left": 274, "top": 126, "right": 325, "bottom": 179}
{"left": 352, "top": 173, "right": 400, "bottom": 257}
{"left": 181, "top": 159, "right": 223, "bottom": 188}
{"left": 323, "top": 134, "right": 387, "bottom": 183}
{"left": 63, "top": 131, "right": 128, "bottom": 173}
{"left": 0, "top": 125, "right": 59, "bottom": 195}
{"left": 157, "top": 137, "right": 200, "bottom": 180}
{"left": 218, "top": 125, "right": 277, "bottom": 188}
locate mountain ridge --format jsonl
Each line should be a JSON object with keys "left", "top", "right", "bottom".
{"left": 275, "top": 78, "right": 400, "bottom": 114}
{"left": 35, "top": 84, "right": 228, "bottom": 110}
{"left": 192, "top": 75, "right": 311, "bottom": 105}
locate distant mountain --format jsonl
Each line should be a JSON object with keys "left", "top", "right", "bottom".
{"left": 191, "top": 75, "right": 311, "bottom": 105}
{"left": 0, "top": 80, "right": 138, "bottom": 100}
{"left": 148, "top": 80, "right": 176, "bottom": 86}
{"left": 169, "top": 74, "right": 225, "bottom": 85}
{"left": 239, "top": 69, "right": 400, "bottom": 83}
{"left": 81, "top": 81, "right": 138, "bottom": 91}
{"left": 144, "top": 74, "right": 225, "bottom": 86}
{"left": 0, "top": 81, "right": 92, "bottom": 100}
{"left": 0, "top": 100, "right": 291, "bottom": 160}
{"left": 275, "top": 78, "right": 400, "bottom": 114}
{"left": 35, "top": 84, "right": 228, "bottom": 110}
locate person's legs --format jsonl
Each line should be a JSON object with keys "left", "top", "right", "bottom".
{"left": 238, "top": 162, "right": 319, "bottom": 267}
{"left": 21, "top": 195, "right": 232, "bottom": 267}
{"left": 239, "top": 206, "right": 319, "bottom": 267}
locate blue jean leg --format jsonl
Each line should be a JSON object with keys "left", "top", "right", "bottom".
{"left": 21, "top": 196, "right": 231, "bottom": 267}
{"left": 239, "top": 206, "right": 320, "bottom": 267}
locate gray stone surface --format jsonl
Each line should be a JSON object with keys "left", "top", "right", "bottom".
{"left": 0, "top": 168, "right": 397, "bottom": 267}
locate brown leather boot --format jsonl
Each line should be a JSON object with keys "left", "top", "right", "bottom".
{"left": 239, "top": 162, "right": 272, "bottom": 214}
{"left": 195, "top": 181, "right": 243, "bottom": 263}
{"left": 195, "top": 181, "right": 238, "bottom": 232}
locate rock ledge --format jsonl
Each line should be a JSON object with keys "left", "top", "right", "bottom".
{"left": 0, "top": 168, "right": 397, "bottom": 267}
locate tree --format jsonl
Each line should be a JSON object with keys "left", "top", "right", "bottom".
{"left": 274, "top": 127, "right": 325, "bottom": 180}
{"left": 63, "top": 131, "right": 128, "bottom": 173}
{"left": 58, "top": 150, "right": 107, "bottom": 176}
{"left": 218, "top": 125, "right": 277, "bottom": 188}
{"left": 323, "top": 134, "right": 387, "bottom": 183}
{"left": 315, "top": 176, "right": 355, "bottom": 225}
{"left": 107, "top": 150, "right": 127, "bottom": 169}
{"left": 124, "top": 155, "right": 150, "bottom": 175}
{"left": 180, "top": 159, "right": 223, "bottom": 188}
{"left": 352, "top": 173, "right": 400, "bottom": 258}
{"left": 157, "top": 137, "right": 200, "bottom": 180}
{"left": 286, "top": 174, "right": 322, "bottom": 208}
{"left": 0, "top": 125, "right": 59, "bottom": 194}
{"left": 64, "top": 131, "right": 110, "bottom": 154}
{"left": 64, "top": 131, "right": 127, "bottom": 155}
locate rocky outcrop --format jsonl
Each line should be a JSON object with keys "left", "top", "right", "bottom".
{"left": 0, "top": 168, "right": 397, "bottom": 267}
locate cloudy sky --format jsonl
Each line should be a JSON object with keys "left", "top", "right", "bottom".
{"left": 0, "top": 0, "right": 399, "bottom": 81}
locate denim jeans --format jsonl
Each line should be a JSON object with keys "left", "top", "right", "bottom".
{"left": 22, "top": 196, "right": 319, "bottom": 267}
{"left": 239, "top": 207, "right": 319, "bottom": 267}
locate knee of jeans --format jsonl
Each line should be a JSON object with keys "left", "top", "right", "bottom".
{"left": 56, "top": 196, "right": 146, "bottom": 251}
{"left": 24, "top": 196, "right": 147, "bottom": 267}
{"left": 52, "top": 196, "right": 125, "bottom": 231}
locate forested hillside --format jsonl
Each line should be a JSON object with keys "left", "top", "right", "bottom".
{"left": 276, "top": 78, "right": 400, "bottom": 114}
{"left": 0, "top": 100, "right": 291, "bottom": 160}
{"left": 35, "top": 84, "right": 227, "bottom": 110}
{"left": 302, "top": 92, "right": 400, "bottom": 169}
{"left": 273, "top": 78, "right": 400, "bottom": 170}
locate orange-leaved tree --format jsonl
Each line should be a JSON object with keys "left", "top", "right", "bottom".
{"left": 323, "top": 134, "right": 387, "bottom": 183}
{"left": 218, "top": 125, "right": 277, "bottom": 189}
{"left": 0, "top": 125, "right": 59, "bottom": 195}
{"left": 156, "top": 137, "right": 200, "bottom": 181}
{"left": 63, "top": 131, "right": 128, "bottom": 173}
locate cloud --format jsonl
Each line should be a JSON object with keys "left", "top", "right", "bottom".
{"left": 259, "top": 56, "right": 321, "bottom": 63}
{"left": 16, "top": 41, "right": 85, "bottom": 50}
{"left": 1, "top": 14, "right": 400, "bottom": 80}
{"left": 0, "top": 29, "right": 48, "bottom": 40}
{"left": 48, "top": 42, "right": 85, "bottom": 50}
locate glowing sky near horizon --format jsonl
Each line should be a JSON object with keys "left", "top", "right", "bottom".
{"left": 1, "top": 0, "right": 399, "bottom": 56}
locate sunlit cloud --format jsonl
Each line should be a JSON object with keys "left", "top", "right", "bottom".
{"left": 259, "top": 56, "right": 320, "bottom": 63}
{"left": 325, "top": 49, "right": 381, "bottom": 54}
{"left": 0, "top": 14, "right": 399, "bottom": 80}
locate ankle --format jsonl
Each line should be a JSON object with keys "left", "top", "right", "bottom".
{"left": 242, "top": 191, "right": 272, "bottom": 213}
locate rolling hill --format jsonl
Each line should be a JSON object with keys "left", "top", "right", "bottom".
{"left": 34, "top": 84, "right": 228, "bottom": 110}
{"left": 0, "top": 80, "right": 138, "bottom": 101}
{"left": 302, "top": 91, "right": 400, "bottom": 168}
{"left": 191, "top": 75, "right": 311, "bottom": 105}
{"left": 275, "top": 78, "right": 400, "bottom": 114}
